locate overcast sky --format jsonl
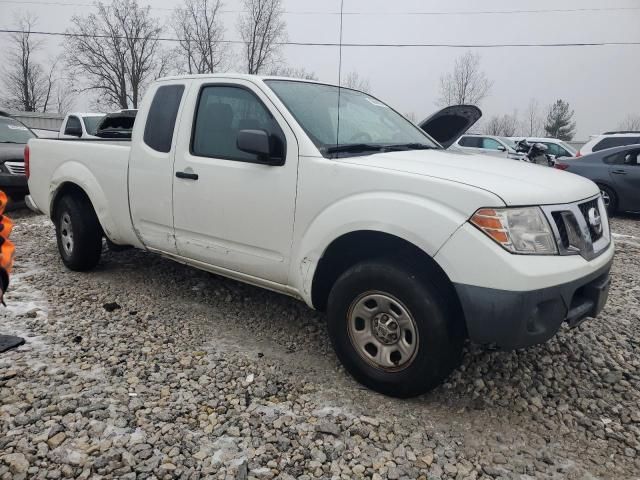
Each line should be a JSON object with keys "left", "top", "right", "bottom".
{"left": 1, "top": 0, "right": 639, "bottom": 139}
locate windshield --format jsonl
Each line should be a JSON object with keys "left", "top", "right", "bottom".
{"left": 0, "top": 117, "right": 35, "bottom": 144}
{"left": 499, "top": 137, "right": 518, "bottom": 151}
{"left": 82, "top": 116, "right": 104, "bottom": 136}
{"left": 266, "top": 80, "right": 438, "bottom": 156}
{"left": 559, "top": 141, "right": 577, "bottom": 155}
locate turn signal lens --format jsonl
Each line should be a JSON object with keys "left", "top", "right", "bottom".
{"left": 471, "top": 207, "right": 558, "bottom": 255}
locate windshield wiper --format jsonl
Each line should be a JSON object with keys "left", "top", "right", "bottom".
{"left": 385, "top": 143, "right": 437, "bottom": 151}
{"left": 325, "top": 143, "right": 388, "bottom": 155}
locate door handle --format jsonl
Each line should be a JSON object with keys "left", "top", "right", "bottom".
{"left": 176, "top": 171, "right": 199, "bottom": 180}
{"left": 611, "top": 169, "right": 627, "bottom": 175}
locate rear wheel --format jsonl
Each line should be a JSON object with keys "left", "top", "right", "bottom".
{"left": 54, "top": 194, "right": 102, "bottom": 271}
{"left": 327, "top": 259, "right": 465, "bottom": 398}
{"left": 598, "top": 184, "right": 617, "bottom": 216}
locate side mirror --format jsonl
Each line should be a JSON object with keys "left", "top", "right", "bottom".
{"left": 497, "top": 146, "right": 507, "bottom": 152}
{"left": 237, "top": 129, "right": 280, "bottom": 165}
{"left": 65, "top": 126, "right": 82, "bottom": 137}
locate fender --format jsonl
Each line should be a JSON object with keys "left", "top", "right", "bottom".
{"left": 290, "top": 191, "right": 475, "bottom": 305}
{"left": 49, "top": 161, "right": 123, "bottom": 243}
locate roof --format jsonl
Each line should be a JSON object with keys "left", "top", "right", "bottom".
{"left": 156, "top": 73, "right": 340, "bottom": 88}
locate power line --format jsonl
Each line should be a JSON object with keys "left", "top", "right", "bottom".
{"left": 0, "top": 0, "right": 639, "bottom": 16}
{"left": 1, "top": 29, "right": 639, "bottom": 48}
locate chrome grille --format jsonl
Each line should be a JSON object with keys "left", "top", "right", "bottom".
{"left": 578, "top": 198, "right": 603, "bottom": 242}
{"left": 542, "top": 195, "right": 610, "bottom": 261}
{"left": 5, "top": 161, "right": 25, "bottom": 175}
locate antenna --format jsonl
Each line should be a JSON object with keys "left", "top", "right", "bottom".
{"left": 335, "top": 0, "right": 344, "bottom": 155}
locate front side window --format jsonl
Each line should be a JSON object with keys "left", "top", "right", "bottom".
{"left": 191, "top": 85, "right": 285, "bottom": 163}
{"left": 623, "top": 150, "right": 640, "bottom": 166}
{"left": 481, "top": 138, "right": 502, "bottom": 150}
{"left": 0, "top": 117, "right": 35, "bottom": 144}
{"left": 266, "top": 80, "right": 437, "bottom": 157}
{"left": 65, "top": 116, "right": 81, "bottom": 135}
{"left": 144, "top": 84, "right": 185, "bottom": 153}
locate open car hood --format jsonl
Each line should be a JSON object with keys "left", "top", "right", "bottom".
{"left": 419, "top": 105, "right": 482, "bottom": 149}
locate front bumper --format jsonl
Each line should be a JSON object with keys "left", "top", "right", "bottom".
{"left": 455, "top": 258, "right": 612, "bottom": 349}
{"left": 0, "top": 172, "right": 28, "bottom": 198}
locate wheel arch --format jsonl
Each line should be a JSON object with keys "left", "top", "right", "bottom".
{"left": 48, "top": 162, "right": 116, "bottom": 240}
{"left": 309, "top": 230, "right": 464, "bottom": 324}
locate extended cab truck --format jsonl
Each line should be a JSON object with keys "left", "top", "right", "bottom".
{"left": 26, "top": 75, "right": 614, "bottom": 398}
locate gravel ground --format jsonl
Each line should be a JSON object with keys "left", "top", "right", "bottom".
{"left": 1, "top": 210, "right": 639, "bottom": 480}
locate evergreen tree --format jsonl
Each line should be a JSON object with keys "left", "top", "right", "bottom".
{"left": 544, "top": 100, "right": 576, "bottom": 140}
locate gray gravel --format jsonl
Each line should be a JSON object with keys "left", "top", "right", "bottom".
{"left": 1, "top": 210, "right": 639, "bottom": 479}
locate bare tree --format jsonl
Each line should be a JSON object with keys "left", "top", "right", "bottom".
{"left": 617, "top": 114, "right": 640, "bottom": 131}
{"left": 485, "top": 113, "right": 519, "bottom": 137}
{"left": 0, "top": 13, "right": 56, "bottom": 112}
{"left": 172, "top": 0, "right": 227, "bottom": 74}
{"left": 342, "top": 71, "right": 371, "bottom": 93}
{"left": 522, "top": 98, "right": 543, "bottom": 136}
{"left": 53, "top": 76, "right": 76, "bottom": 113}
{"left": 267, "top": 65, "right": 317, "bottom": 80}
{"left": 437, "top": 51, "right": 492, "bottom": 107}
{"left": 65, "top": 0, "right": 166, "bottom": 109}
{"left": 238, "top": 0, "right": 286, "bottom": 75}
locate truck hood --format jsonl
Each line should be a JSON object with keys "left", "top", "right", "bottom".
{"left": 0, "top": 144, "right": 25, "bottom": 163}
{"left": 341, "top": 149, "right": 599, "bottom": 206}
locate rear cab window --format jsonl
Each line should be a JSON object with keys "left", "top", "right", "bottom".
{"left": 144, "top": 84, "right": 185, "bottom": 153}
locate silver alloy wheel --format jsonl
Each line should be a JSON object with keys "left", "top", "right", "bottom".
{"left": 600, "top": 189, "right": 611, "bottom": 207}
{"left": 347, "top": 291, "right": 419, "bottom": 371}
{"left": 60, "top": 212, "right": 74, "bottom": 256}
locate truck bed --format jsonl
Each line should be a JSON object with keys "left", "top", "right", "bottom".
{"left": 27, "top": 138, "right": 142, "bottom": 248}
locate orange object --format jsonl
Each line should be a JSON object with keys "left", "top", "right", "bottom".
{"left": 0, "top": 191, "right": 14, "bottom": 291}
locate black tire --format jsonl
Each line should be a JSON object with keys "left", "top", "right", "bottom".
{"left": 327, "top": 259, "right": 465, "bottom": 398}
{"left": 598, "top": 184, "right": 618, "bottom": 216}
{"left": 54, "top": 194, "right": 102, "bottom": 271}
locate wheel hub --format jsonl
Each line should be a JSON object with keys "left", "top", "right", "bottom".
{"left": 372, "top": 314, "right": 400, "bottom": 345}
{"left": 347, "top": 291, "right": 419, "bottom": 371}
{"left": 60, "top": 213, "right": 74, "bottom": 256}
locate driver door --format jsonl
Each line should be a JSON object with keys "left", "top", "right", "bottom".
{"left": 609, "top": 148, "right": 640, "bottom": 211}
{"left": 172, "top": 79, "right": 299, "bottom": 284}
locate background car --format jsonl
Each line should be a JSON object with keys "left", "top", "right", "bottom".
{"left": 59, "top": 112, "right": 105, "bottom": 139}
{"left": 0, "top": 112, "right": 35, "bottom": 201}
{"left": 513, "top": 137, "right": 576, "bottom": 159}
{"left": 453, "top": 134, "right": 525, "bottom": 160}
{"left": 555, "top": 144, "right": 640, "bottom": 215}
{"left": 577, "top": 131, "right": 640, "bottom": 157}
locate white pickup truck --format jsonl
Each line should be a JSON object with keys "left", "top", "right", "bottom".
{"left": 25, "top": 74, "right": 613, "bottom": 397}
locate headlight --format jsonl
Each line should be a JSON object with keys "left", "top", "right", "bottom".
{"left": 470, "top": 207, "right": 558, "bottom": 255}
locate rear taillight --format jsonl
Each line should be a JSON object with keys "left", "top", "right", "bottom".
{"left": 555, "top": 162, "right": 569, "bottom": 171}
{"left": 24, "top": 145, "right": 30, "bottom": 179}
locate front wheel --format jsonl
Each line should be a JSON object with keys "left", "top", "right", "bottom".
{"left": 327, "top": 259, "right": 465, "bottom": 398}
{"left": 54, "top": 194, "right": 102, "bottom": 271}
